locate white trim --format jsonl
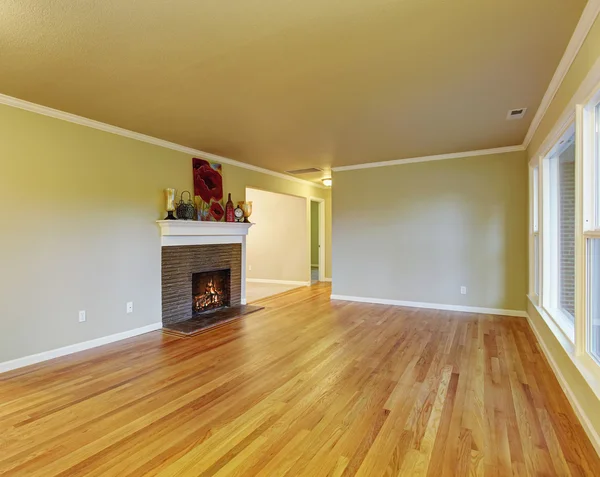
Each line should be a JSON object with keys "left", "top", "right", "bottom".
{"left": 0, "top": 93, "right": 326, "bottom": 190}
{"left": 321, "top": 277, "right": 332, "bottom": 282}
{"left": 329, "top": 295, "right": 527, "bottom": 317}
{"left": 526, "top": 307, "right": 600, "bottom": 457}
{"left": 523, "top": 0, "right": 600, "bottom": 149}
{"left": 0, "top": 1, "right": 597, "bottom": 184}
{"left": 247, "top": 278, "right": 310, "bottom": 286}
{"left": 576, "top": 104, "right": 587, "bottom": 356}
{"left": 331, "top": 145, "right": 525, "bottom": 172}
{"left": 157, "top": 220, "right": 252, "bottom": 247}
{"left": 0, "top": 323, "right": 162, "bottom": 374}
{"left": 529, "top": 54, "right": 600, "bottom": 164}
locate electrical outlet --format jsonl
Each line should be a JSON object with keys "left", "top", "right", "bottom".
{"left": 460, "top": 286, "right": 467, "bottom": 295}
{"left": 78, "top": 310, "right": 86, "bottom": 322}
{"left": 126, "top": 302, "right": 134, "bottom": 314}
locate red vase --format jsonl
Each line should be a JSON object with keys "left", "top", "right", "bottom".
{"left": 225, "top": 193, "right": 235, "bottom": 222}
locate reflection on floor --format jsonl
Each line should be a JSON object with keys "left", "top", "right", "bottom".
{"left": 246, "top": 282, "right": 302, "bottom": 303}
{"left": 4, "top": 284, "right": 598, "bottom": 475}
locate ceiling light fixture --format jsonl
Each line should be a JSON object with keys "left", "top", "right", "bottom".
{"left": 322, "top": 178, "right": 332, "bottom": 187}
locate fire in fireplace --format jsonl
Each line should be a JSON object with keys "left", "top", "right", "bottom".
{"left": 192, "top": 269, "right": 231, "bottom": 314}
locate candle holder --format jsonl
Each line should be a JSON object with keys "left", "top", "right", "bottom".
{"left": 164, "top": 188, "right": 177, "bottom": 220}
{"left": 241, "top": 201, "right": 253, "bottom": 223}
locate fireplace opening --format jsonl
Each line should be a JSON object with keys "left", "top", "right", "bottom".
{"left": 192, "top": 269, "right": 231, "bottom": 314}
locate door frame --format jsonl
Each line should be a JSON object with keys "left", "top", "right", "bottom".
{"left": 309, "top": 197, "right": 326, "bottom": 282}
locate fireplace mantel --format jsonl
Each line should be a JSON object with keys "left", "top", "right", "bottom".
{"left": 157, "top": 220, "right": 252, "bottom": 305}
{"left": 157, "top": 220, "right": 252, "bottom": 244}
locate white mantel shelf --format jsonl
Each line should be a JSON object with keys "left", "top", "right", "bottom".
{"left": 157, "top": 220, "right": 253, "bottom": 238}
{"left": 157, "top": 220, "right": 253, "bottom": 247}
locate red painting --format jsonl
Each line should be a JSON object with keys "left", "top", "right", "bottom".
{"left": 193, "top": 158, "right": 224, "bottom": 221}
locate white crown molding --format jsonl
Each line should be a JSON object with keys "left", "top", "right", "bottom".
{"left": 523, "top": 0, "right": 600, "bottom": 149}
{"left": 331, "top": 145, "right": 525, "bottom": 172}
{"left": 329, "top": 294, "right": 528, "bottom": 317}
{"left": 0, "top": 322, "right": 162, "bottom": 374}
{"left": 3, "top": 0, "right": 598, "bottom": 182}
{"left": 528, "top": 52, "right": 600, "bottom": 165}
{"left": 0, "top": 93, "right": 327, "bottom": 190}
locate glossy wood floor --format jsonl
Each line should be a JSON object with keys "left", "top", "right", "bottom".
{"left": 1, "top": 284, "right": 599, "bottom": 476}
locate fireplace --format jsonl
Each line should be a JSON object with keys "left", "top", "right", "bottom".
{"left": 161, "top": 243, "right": 242, "bottom": 326}
{"left": 158, "top": 221, "right": 262, "bottom": 336}
{"left": 192, "top": 269, "right": 231, "bottom": 314}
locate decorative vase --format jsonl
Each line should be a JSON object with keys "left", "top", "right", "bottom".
{"left": 225, "top": 193, "right": 235, "bottom": 222}
{"left": 241, "top": 201, "right": 252, "bottom": 223}
{"left": 164, "top": 188, "right": 177, "bottom": 220}
{"left": 176, "top": 191, "right": 196, "bottom": 220}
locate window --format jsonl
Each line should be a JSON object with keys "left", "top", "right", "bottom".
{"left": 529, "top": 82, "right": 600, "bottom": 383}
{"left": 534, "top": 233, "right": 540, "bottom": 296}
{"left": 542, "top": 125, "right": 576, "bottom": 338}
{"left": 596, "top": 102, "right": 600, "bottom": 226}
{"left": 588, "top": 239, "right": 600, "bottom": 363}
{"left": 585, "top": 92, "right": 600, "bottom": 365}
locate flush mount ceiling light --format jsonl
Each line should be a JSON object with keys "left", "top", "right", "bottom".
{"left": 322, "top": 178, "right": 332, "bottom": 187}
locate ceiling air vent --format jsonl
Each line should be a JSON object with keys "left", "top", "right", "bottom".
{"left": 285, "top": 167, "right": 323, "bottom": 175}
{"left": 506, "top": 108, "right": 527, "bottom": 120}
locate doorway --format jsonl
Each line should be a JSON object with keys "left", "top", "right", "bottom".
{"left": 309, "top": 197, "right": 325, "bottom": 284}
{"left": 245, "top": 187, "right": 310, "bottom": 302}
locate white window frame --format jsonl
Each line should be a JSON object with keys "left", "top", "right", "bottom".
{"left": 580, "top": 89, "right": 600, "bottom": 373}
{"left": 528, "top": 63, "right": 600, "bottom": 401}
{"left": 529, "top": 166, "right": 540, "bottom": 304}
{"left": 540, "top": 123, "right": 576, "bottom": 343}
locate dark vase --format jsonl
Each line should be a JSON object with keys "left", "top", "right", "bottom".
{"left": 225, "top": 193, "right": 235, "bottom": 222}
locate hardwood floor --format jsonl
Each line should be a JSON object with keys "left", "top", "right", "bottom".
{"left": 1, "top": 284, "right": 598, "bottom": 476}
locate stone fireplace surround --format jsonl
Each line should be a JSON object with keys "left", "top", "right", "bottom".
{"left": 157, "top": 221, "right": 252, "bottom": 326}
{"left": 162, "top": 244, "right": 241, "bottom": 325}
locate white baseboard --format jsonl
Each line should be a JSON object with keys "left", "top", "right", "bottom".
{"left": 0, "top": 322, "right": 163, "bottom": 374}
{"left": 321, "top": 278, "right": 332, "bottom": 282}
{"left": 526, "top": 313, "right": 600, "bottom": 457}
{"left": 247, "top": 278, "right": 310, "bottom": 286}
{"left": 329, "top": 295, "right": 528, "bottom": 317}
{"left": 241, "top": 298, "right": 247, "bottom": 305}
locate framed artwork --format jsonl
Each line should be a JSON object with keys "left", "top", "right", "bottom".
{"left": 193, "top": 158, "right": 225, "bottom": 221}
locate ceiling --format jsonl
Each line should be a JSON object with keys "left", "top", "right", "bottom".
{"left": 0, "top": 0, "right": 586, "bottom": 181}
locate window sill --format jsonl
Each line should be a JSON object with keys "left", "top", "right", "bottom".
{"left": 527, "top": 295, "right": 600, "bottom": 403}
{"left": 542, "top": 306, "right": 575, "bottom": 343}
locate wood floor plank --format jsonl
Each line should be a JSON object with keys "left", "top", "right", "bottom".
{"left": 0, "top": 283, "right": 598, "bottom": 476}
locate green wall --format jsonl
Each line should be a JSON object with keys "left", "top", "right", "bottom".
{"left": 332, "top": 151, "right": 528, "bottom": 310}
{"left": 0, "top": 103, "right": 331, "bottom": 364}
